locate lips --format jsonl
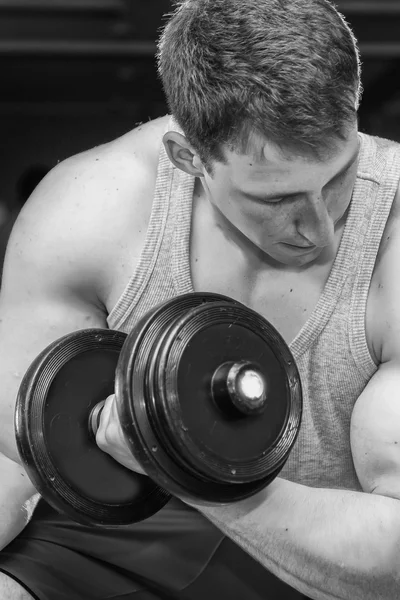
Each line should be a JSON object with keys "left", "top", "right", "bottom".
{"left": 283, "top": 242, "right": 316, "bottom": 250}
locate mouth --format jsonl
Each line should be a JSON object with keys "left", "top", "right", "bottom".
{"left": 281, "top": 242, "right": 316, "bottom": 253}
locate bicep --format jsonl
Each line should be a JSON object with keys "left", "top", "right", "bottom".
{"left": 0, "top": 177, "right": 108, "bottom": 463}
{"left": 351, "top": 360, "right": 400, "bottom": 499}
{"left": 0, "top": 298, "right": 107, "bottom": 464}
{"left": 352, "top": 184, "right": 400, "bottom": 499}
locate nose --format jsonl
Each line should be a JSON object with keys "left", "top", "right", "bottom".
{"left": 295, "top": 194, "right": 335, "bottom": 248}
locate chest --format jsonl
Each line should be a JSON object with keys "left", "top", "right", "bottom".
{"left": 189, "top": 207, "right": 379, "bottom": 360}
{"left": 191, "top": 257, "right": 327, "bottom": 347}
{"left": 190, "top": 233, "right": 333, "bottom": 347}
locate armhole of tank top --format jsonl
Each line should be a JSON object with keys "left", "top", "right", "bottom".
{"left": 349, "top": 144, "right": 400, "bottom": 378}
{"left": 107, "top": 120, "right": 174, "bottom": 329}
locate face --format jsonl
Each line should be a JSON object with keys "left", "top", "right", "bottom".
{"left": 199, "top": 127, "right": 360, "bottom": 267}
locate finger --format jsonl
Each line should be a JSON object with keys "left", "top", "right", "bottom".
{"left": 95, "top": 394, "right": 116, "bottom": 450}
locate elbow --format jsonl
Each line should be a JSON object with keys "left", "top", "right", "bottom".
{"left": 388, "top": 544, "right": 400, "bottom": 589}
{"left": 378, "top": 531, "right": 400, "bottom": 598}
{"left": 360, "top": 555, "right": 400, "bottom": 600}
{"left": 360, "top": 497, "right": 400, "bottom": 598}
{"left": 370, "top": 485, "right": 400, "bottom": 582}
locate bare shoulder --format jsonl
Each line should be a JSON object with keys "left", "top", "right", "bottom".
{"left": 369, "top": 178, "right": 400, "bottom": 364}
{"left": 0, "top": 117, "right": 170, "bottom": 462}
{"left": 4, "top": 115, "right": 170, "bottom": 305}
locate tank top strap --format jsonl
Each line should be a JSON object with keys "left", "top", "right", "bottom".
{"left": 289, "top": 134, "right": 400, "bottom": 361}
{"left": 107, "top": 117, "right": 195, "bottom": 330}
{"left": 349, "top": 135, "right": 400, "bottom": 376}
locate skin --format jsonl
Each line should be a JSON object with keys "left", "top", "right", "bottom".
{"left": 184, "top": 127, "right": 360, "bottom": 268}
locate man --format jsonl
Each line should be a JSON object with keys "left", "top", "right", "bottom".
{"left": 0, "top": 0, "right": 400, "bottom": 598}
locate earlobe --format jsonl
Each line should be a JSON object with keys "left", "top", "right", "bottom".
{"left": 163, "top": 131, "right": 205, "bottom": 177}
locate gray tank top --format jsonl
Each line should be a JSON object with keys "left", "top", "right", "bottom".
{"left": 107, "top": 119, "right": 400, "bottom": 493}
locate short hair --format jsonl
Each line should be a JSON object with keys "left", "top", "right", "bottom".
{"left": 157, "top": 0, "right": 362, "bottom": 170}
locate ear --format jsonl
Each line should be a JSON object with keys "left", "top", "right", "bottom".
{"left": 163, "top": 131, "right": 205, "bottom": 177}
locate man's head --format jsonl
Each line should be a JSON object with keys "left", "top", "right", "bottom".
{"left": 158, "top": 0, "right": 362, "bottom": 266}
{"left": 158, "top": 0, "right": 362, "bottom": 170}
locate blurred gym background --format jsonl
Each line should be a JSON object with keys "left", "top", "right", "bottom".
{"left": 0, "top": 0, "right": 398, "bottom": 224}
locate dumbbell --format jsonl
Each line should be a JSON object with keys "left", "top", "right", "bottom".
{"left": 15, "top": 292, "right": 302, "bottom": 527}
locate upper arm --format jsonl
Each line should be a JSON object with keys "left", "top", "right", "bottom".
{"left": 351, "top": 361, "right": 400, "bottom": 499}
{"left": 351, "top": 178, "right": 400, "bottom": 499}
{"left": 0, "top": 124, "right": 163, "bottom": 517}
{"left": 0, "top": 156, "right": 111, "bottom": 463}
{"left": 0, "top": 120, "right": 162, "bottom": 465}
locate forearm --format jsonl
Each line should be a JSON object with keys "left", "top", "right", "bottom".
{"left": 0, "top": 496, "right": 38, "bottom": 551}
{"left": 0, "top": 455, "right": 39, "bottom": 551}
{"left": 193, "top": 478, "right": 400, "bottom": 600}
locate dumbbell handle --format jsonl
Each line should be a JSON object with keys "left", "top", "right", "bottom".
{"left": 89, "top": 399, "right": 106, "bottom": 439}
{"left": 89, "top": 360, "right": 268, "bottom": 440}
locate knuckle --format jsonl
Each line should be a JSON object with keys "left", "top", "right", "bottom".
{"left": 95, "top": 427, "right": 107, "bottom": 450}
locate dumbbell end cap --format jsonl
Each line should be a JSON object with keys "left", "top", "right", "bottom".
{"left": 234, "top": 367, "right": 267, "bottom": 412}
{"left": 212, "top": 361, "right": 268, "bottom": 417}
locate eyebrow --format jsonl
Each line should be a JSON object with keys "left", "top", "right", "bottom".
{"left": 242, "top": 146, "right": 360, "bottom": 202}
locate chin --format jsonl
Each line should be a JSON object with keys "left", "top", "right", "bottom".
{"left": 270, "top": 249, "right": 319, "bottom": 267}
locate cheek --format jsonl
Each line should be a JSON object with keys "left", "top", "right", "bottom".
{"left": 241, "top": 200, "right": 292, "bottom": 227}
{"left": 326, "top": 171, "right": 357, "bottom": 210}
{"left": 325, "top": 181, "right": 353, "bottom": 218}
{"left": 231, "top": 201, "right": 291, "bottom": 240}
{"left": 208, "top": 184, "right": 290, "bottom": 238}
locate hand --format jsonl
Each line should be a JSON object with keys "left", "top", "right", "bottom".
{"left": 95, "top": 394, "right": 146, "bottom": 475}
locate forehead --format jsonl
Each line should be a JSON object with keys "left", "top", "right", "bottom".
{"left": 216, "top": 128, "right": 359, "bottom": 187}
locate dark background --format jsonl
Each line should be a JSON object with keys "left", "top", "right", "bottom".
{"left": 0, "top": 0, "right": 399, "bottom": 213}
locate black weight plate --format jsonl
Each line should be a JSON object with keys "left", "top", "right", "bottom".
{"left": 15, "top": 329, "right": 171, "bottom": 526}
{"left": 151, "top": 302, "right": 302, "bottom": 484}
{"left": 115, "top": 292, "right": 239, "bottom": 470}
{"left": 115, "top": 293, "right": 301, "bottom": 505}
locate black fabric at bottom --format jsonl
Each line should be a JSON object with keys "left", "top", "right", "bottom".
{"left": 0, "top": 497, "right": 305, "bottom": 600}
